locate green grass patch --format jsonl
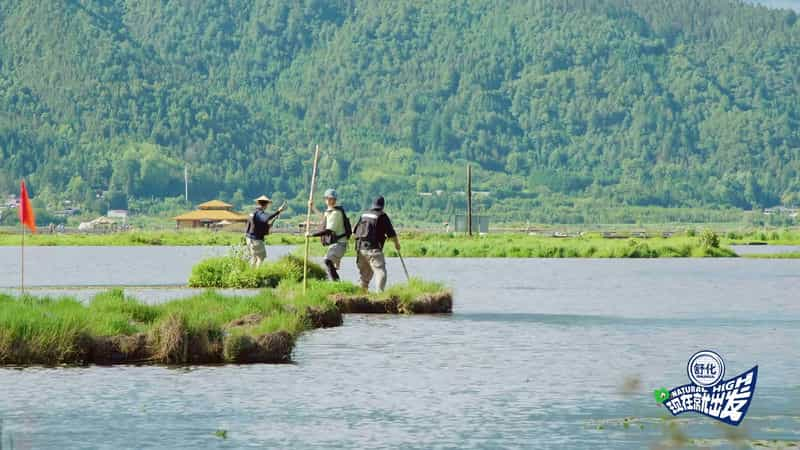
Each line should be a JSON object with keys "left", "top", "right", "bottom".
{"left": 304, "top": 233, "right": 738, "bottom": 258}
{"left": 382, "top": 278, "right": 448, "bottom": 307}
{"left": 722, "top": 229, "right": 800, "bottom": 245}
{"left": 188, "top": 254, "right": 327, "bottom": 288}
{"left": 0, "top": 230, "right": 305, "bottom": 247}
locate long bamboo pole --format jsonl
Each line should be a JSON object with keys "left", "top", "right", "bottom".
{"left": 303, "top": 144, "right": 321, "bottom": 294}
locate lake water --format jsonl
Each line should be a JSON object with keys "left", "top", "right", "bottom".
{"left": 0, "top": 246, "right": 294, "bottom": 287}
{"left": 731, "top": 244, "right": 800, "bottom": 255}
{"left": 0, "top": 247, "right": 799, "bottom": 449}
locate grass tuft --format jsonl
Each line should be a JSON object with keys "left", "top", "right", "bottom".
{"left": 188, "top": 254, "right": 327, "bottom": 288}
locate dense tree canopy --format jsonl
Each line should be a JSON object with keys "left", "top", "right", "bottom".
{"left": 0, "top": 0, "right": 798, "bottom": 224}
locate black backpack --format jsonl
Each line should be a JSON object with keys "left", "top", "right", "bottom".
{"left": 319, "top": 206, "right": 352, "bottom": 246}
{"left": 353, "top": 210, "right": 385, "bottom": 249}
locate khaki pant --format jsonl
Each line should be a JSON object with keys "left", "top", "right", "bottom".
{"left": 247, "top": 238, "right": 266, "bottom": 267}
{"left": 357, "top": 248, "right": 386, "bottom": 291}
{"left": 325, "top": 242, "right": 347, "bottom": 269}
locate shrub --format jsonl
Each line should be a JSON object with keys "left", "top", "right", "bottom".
{"left": 700, "top": 229, "right": 720, "bottom": 249}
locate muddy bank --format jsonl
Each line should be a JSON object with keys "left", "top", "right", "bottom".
{"left": 332, "top": 291, "right": 453, "bottom": 314}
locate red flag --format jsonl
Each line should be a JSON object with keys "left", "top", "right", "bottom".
{"left": 19, "top": 180, "right": 36, "bottom": 233}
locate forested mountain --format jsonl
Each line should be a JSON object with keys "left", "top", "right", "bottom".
{"left": 0, "top": 0, "right": 799, "bottom": 224}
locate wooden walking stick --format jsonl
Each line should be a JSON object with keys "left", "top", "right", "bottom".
{"left": 303, "top": 144, "right": 321, "bottom": 294}
{"left": 397, "top": 250, "right": 410, "bottom": 282}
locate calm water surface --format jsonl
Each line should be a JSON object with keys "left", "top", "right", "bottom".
{"left": 0, "top": 246, "right": 294, "bottom": 287}
{"left": 731, "top": 244, "right": 800, "bottom": 255}
{"left": 0, "top": 248, "right": 798, "bottom": 449}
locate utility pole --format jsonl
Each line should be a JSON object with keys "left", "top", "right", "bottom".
{"left": 467, "top": 164, "right": 473, "bottom": 237}
{"left": 184, "top": 165, "right": 189, "bottom": 202}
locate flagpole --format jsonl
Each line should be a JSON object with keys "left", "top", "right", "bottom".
{"left": 20, "top": 220, "right": 24, "bottom": 296}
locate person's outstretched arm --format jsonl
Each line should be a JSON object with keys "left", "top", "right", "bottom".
{"left": 267, "top": 202, "right": 287, "bottom": 223}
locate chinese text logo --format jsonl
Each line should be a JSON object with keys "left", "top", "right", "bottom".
{"left": 654, "top": 350, "right": 757, "bottom": 426}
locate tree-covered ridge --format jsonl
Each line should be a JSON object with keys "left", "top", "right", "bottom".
{"left": 0, "top": 0, "right": 798, "bottom": 224}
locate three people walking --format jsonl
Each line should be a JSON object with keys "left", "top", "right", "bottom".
{"left": 247, "top": 190, "right": 401, "bottom": 291}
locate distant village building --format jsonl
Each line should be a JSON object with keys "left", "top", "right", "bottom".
{"left": 173, "top": 200, "right": 248, "bottom": 229}
{"left": 764, "top": 206, "right": 798, "bottom": 217}
{"left": 107, "top": 209, "right": 129, "bottom": 223}
{"left": 5, "top": 195, "right": 19, "bottom": 208}
{"left": 450, "top": 214, "right": 490, "bottom": 233}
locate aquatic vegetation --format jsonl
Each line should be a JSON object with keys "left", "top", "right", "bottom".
{"left": 741, "top": 252, "right": 800, "bottom": 259}
{"left": 0, "top": 279, "right": 451, "bottom": 366}
{"left": 357, "top": 233, "right": 740, "bottom": 258}
{"left": 188, "top": 254, "right": 327, "bottom": 288}
{"left": 723, "top": 229, "right": 800, "bottom": 245}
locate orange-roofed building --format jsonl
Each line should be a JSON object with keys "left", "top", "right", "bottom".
{"left": 173, "top": 200, "right": 248, "bottom": 229}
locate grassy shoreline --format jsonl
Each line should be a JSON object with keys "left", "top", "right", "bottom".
{"left": 0, "top": 230, "right": 305, "bottom": 247}
{"left": 740, "top": 252, "right": 800, "bottom": 259}
{"left": 0, "top": 279, "right": 452, "bottom": 366}
{"left": 4, "top": 229, "right": 800, "bottom": 258}
{"left": 299, "top": 232, "right": 739, "bottom": 258}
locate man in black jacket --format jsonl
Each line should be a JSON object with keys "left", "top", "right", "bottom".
{"left": 353, "top": 196, "right": 400, "bottom": 292}
{"left": 245, "top": 195, "right": 286, "bottom": 267}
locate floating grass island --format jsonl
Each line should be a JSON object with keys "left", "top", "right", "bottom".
{"left": 0, "top": 258, "right": 452, "bottom": 366}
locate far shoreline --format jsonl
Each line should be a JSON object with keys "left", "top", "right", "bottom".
{"left": 1, "top": 229, "right": 799, "bottom": 258}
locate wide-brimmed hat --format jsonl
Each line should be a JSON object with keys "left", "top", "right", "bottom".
{"left": 255, "top": 195, "right": 272, "bottom": 203}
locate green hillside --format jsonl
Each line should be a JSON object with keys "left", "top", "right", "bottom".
{"left": 0, "top": 0, "right": 798, "bottom": 224}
